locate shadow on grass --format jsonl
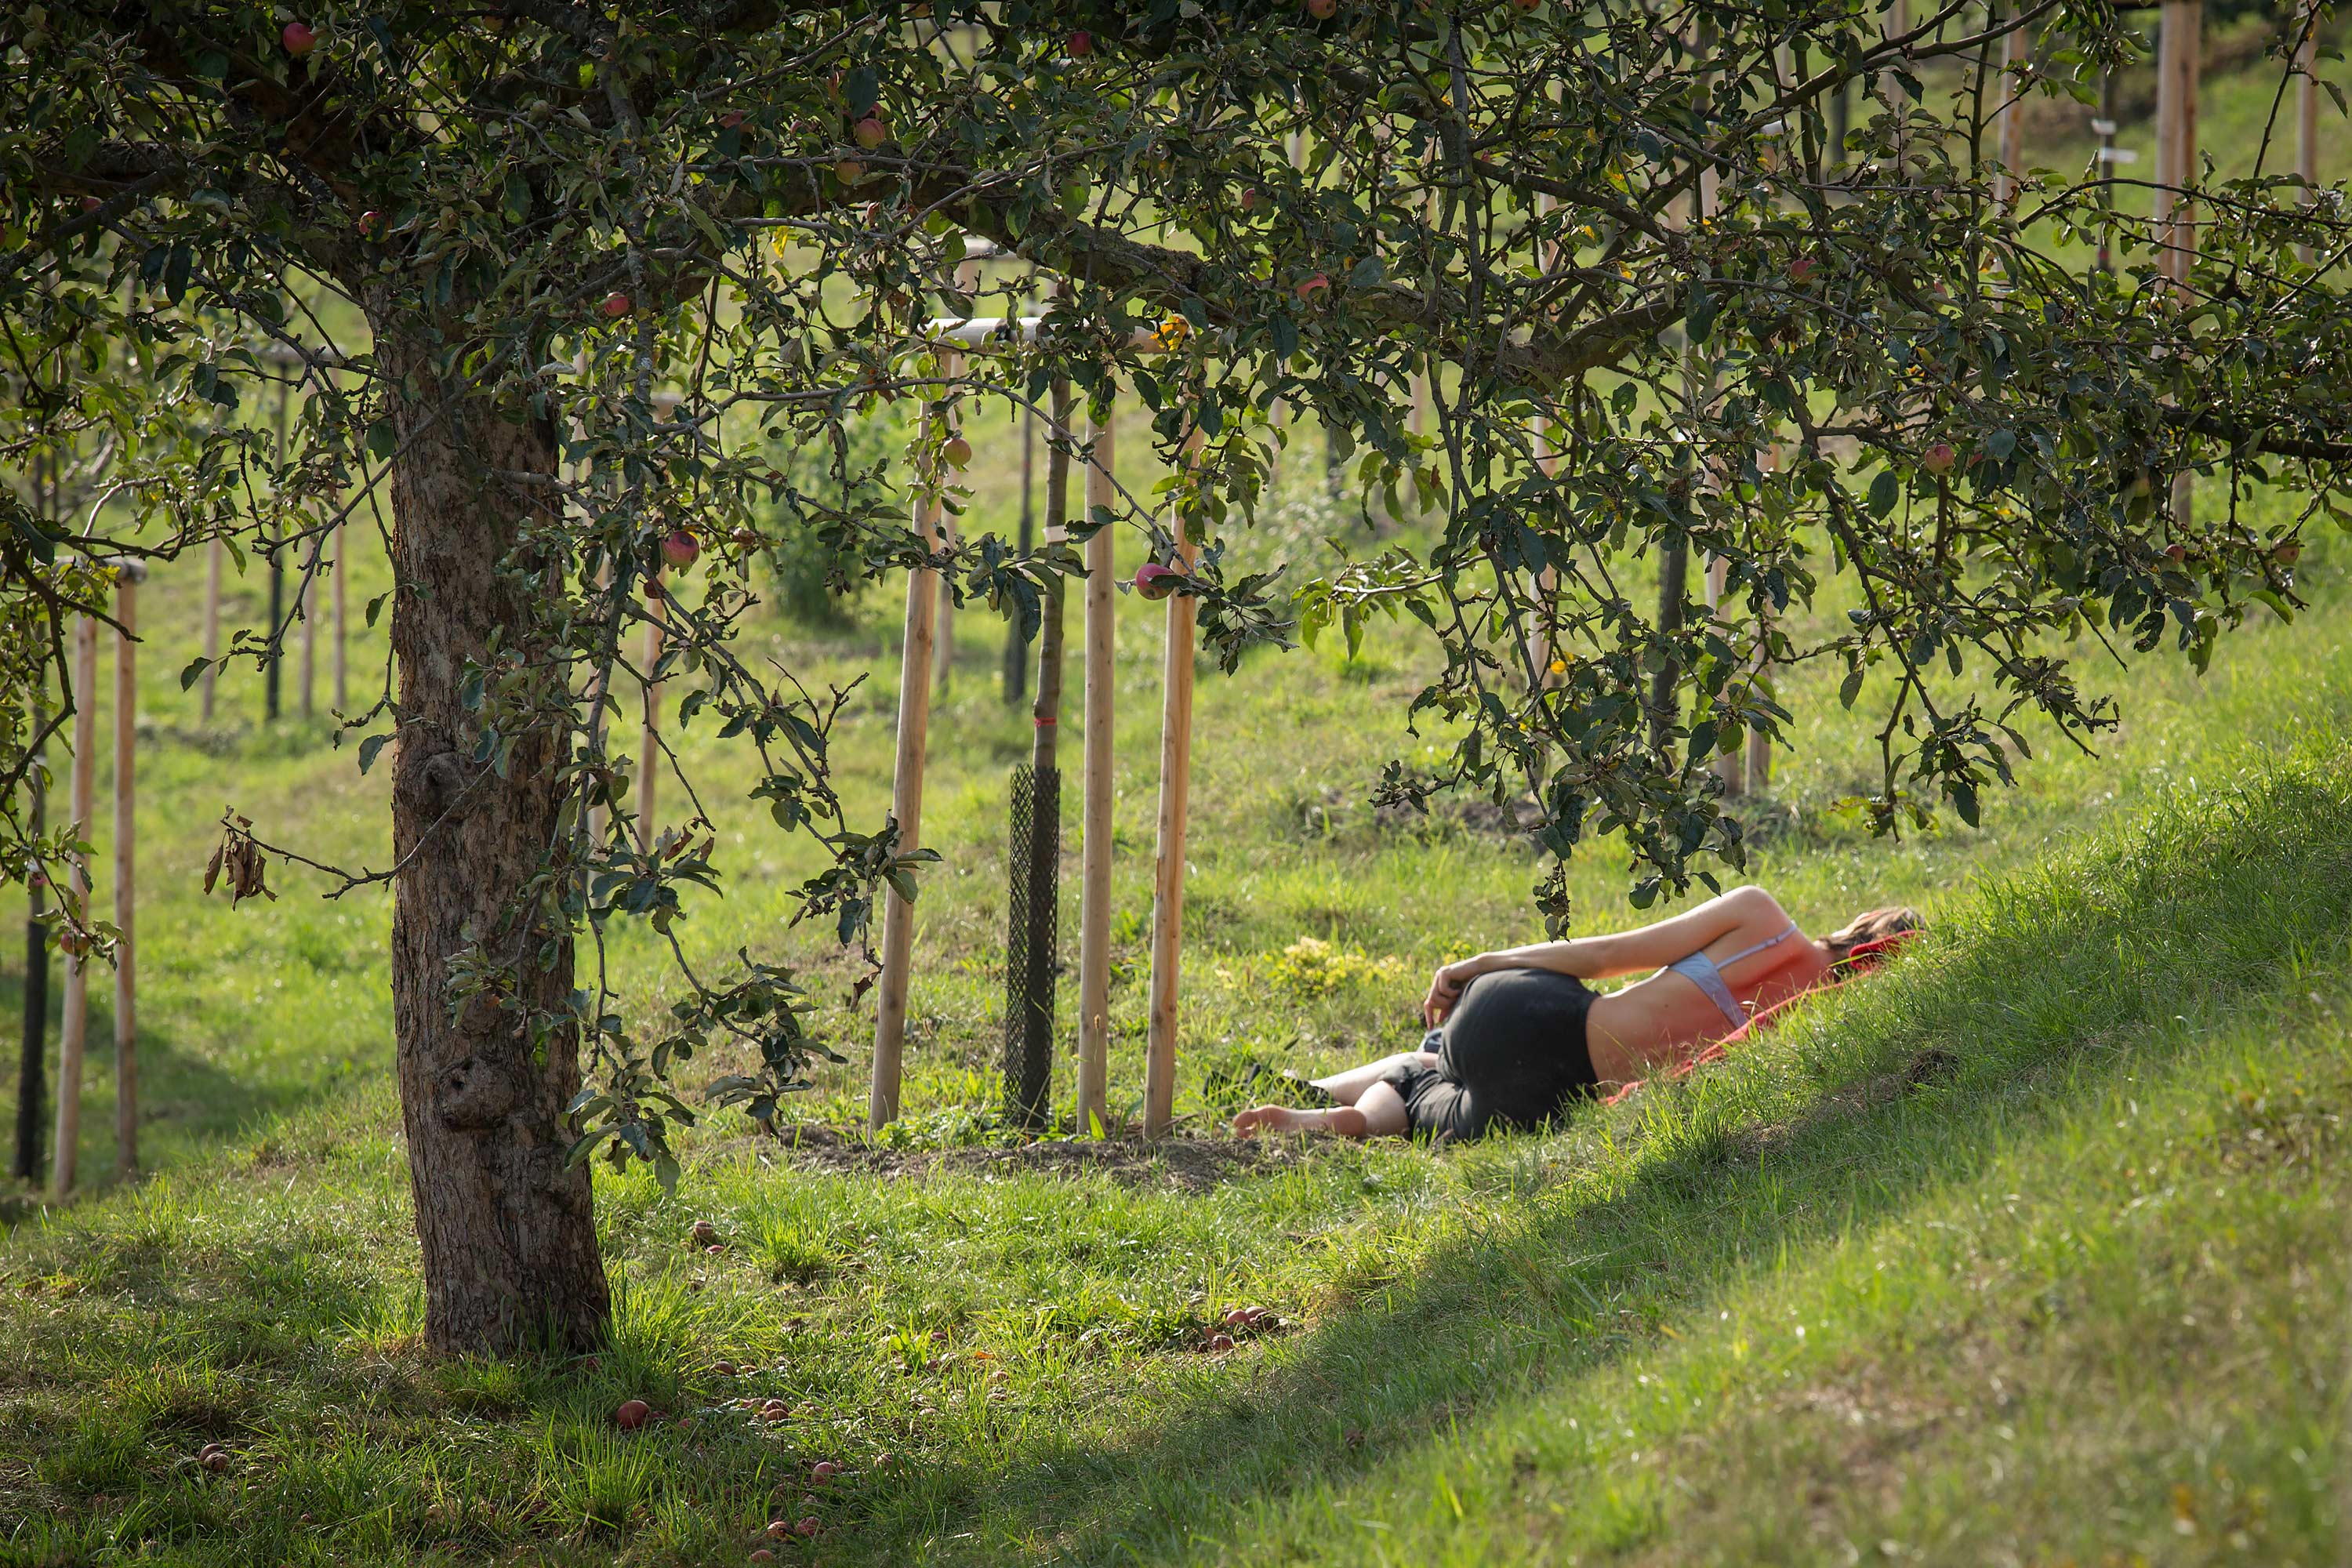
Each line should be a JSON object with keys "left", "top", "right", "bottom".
{"left": 0, "top": 974, "right": 320, "bottom": 1218}
{"left": 845, "top": 760, "right": 2352, "bottom": 1566}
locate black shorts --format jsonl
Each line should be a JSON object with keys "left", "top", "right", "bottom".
{"left": 1379, "top": 968, "right": 1599, "bottom": 1142}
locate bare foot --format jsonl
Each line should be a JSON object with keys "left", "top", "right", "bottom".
{"left": 1231, "top": 1104, "right": 1327, "bottom": 1137}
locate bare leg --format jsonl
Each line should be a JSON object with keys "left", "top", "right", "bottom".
{"left": 1233, "top": 1082, "right": 1410, "bottom": 1140}
{"left": 1312, "top": 1051, "right": 1438, "bottom": 1106}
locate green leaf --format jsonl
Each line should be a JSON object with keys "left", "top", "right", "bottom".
{"left": 1867, "top": 470, "right": 1899, "bottom": 518}
{"left": 358, "top": 732, "right": 392, "bottom": 775}
{"left": 1686, "top": 279, "right": 1715, "bottom": 344}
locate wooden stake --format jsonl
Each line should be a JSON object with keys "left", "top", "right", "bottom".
{"left": 298, "top": 551, "right": 317, "bottom": 718}
{"left": 2156, "top": 0, "right": 2201, "bottom": 527}
{"left": 1993, "top": 7, "right": 2029, "bottom": 212}
{"left": 199, "top": 536, "right": 222, "bottom": 724}
{"left": 637, "top": 575, "right": 665, "bottom": 851}
{"left": 1076, "top": 404, "right": 1117, "bottom": 1137}
{"left": 113, "top": 566, "right": 140, "bottom": 1176}
{"left": 332, "top": 522, "right": 347, "bottom": 713}
{"left": 931, "top": 260, "right": 982, "bottom": 695}
{"left": 868, "top": 430, "right": 946, "bottom": 1131}
{"left": 1704, "top": 555, "right": 1745, "bottom": 797}
{"left": 2296, "top": 0, "right": 2319, "bottom": 267}
{"left": 52, "top": 612, "right": 96, "bottom": 1197}
{"left": 1143, "top": 429, "right": 1205, "bottom": 1138}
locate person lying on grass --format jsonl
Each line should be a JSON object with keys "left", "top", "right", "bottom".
{"left": 1232, "top": 887, "right": 1921, "bottom": 1142}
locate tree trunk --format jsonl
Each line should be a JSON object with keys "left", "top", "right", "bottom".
{"left": 378, "top": 328, "right": 610, "bottom": 1356}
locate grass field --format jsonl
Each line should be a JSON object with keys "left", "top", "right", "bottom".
{"left": 2, "top": 39, "right": 2350, "bottom": 1566}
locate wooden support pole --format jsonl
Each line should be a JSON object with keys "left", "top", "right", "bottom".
{"left": 1993, "top": 6, "right": 2029, "bottom": 212}
{"left": 199, "top": 537, "right": 222, "bottom": 724}
{"left": 2296, "top": 0, "right": 2319, "bottom": 267}
{"left": 298, "top": 552, "right": 317, "bottom": 718}
{"left": 931, "top": 260, "right": 982, "bottom": 695}
{"left": 1076, "top": 404, "right": 1117, "bottom": 1137}
{"left": 52, "top": 612, "right": 97, "bottom": 1197}
{"left": 2155, "top": 0, "right": 2201, "bottom": 527}
{"left": 1143, "top": 429, "right": 1205, "bottom": 1138}
{"left": 332, "top": 522, "right": 347, "bottom": 713}
{"left": 113, "top": 566, "right": 140, "bottom": 1176}
{"left": 1704, "top": 556, "right": 1745, "bottom": 797}
{"left": 868, "top": 425, "right": 946, "bottom": 1132}
{"left": 637, "top": 575, "right": 665, "bottom": 851}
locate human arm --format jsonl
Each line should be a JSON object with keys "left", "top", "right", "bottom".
{"left": 1421, "top": 887, "right": 1789, "bottom": 1024}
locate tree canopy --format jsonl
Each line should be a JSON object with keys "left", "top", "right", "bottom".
{"left": 2, "top": 0, "right": 2345, "bottom": 1348}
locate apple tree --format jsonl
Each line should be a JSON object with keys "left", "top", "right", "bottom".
{"left": 2, "top": 0, "right": 2346, "bottom": 1352}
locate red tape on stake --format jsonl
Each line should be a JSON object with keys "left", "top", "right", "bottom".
{"left": 1033, "top": 715, "right": 1058, "bottom": 726}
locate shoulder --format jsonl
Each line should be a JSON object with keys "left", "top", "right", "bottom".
{"left": 1722, "top": 884, "right": 1789, "bottom": 923}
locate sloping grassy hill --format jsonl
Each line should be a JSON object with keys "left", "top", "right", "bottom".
{"left": 2, "top": 719, "right": 2347, "bottom": 1563}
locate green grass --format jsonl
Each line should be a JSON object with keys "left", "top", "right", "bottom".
{"left": 2, "top": 696, "right": 2349, "bottom": 1564}
{"left": 1, "top": 40, "right": 2348, "bottom": 1561}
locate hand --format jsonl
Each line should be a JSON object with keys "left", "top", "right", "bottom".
{"left": 1421, "top": 957, "right": 1483, "bottom": 1027}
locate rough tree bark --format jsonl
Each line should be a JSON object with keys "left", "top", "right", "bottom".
{"left": 379, "top": 325, "right": 611, "bottom": 1355}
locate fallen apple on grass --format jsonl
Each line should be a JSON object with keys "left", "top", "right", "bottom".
{"left": 615, "top": 1399, "right": 652, "bottom": 1430}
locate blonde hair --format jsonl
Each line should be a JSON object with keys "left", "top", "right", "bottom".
{"left": 1826, "top": 906, "right": 1924, "bottom": 970}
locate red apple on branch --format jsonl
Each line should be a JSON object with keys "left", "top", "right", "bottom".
{"left": 1788, "top": 255, "right": 1819, "bottom": 284}
{"left": 601, "top": 291, "right": 632, "bottom": 318}
{"left": 2273, "top": 540, "right": 2302, "bottom": 565}
{"left": 1306, "top": 0, "right": 1338, "bottom": 17}
{"left": 662, "top": 530, "right": 701, "bottom": 570}
{"left": 853, "top": 116, "right": 889, "bottom": 150}
{"left": 1068, "top": 30, "right": 1094, "bottom": 56}
{"left": 281, "top": 22, "right": 317, "bottom": 57}
{"left": 1134, "top": 561, "right": 1182, "bottom": 601}
{"left": 1922, "top": 441, "right": 1955, "bottom": 475}
{"left": 1295, "top": 272, "right": 1330, "bottom": 302}
{"left": 942, "top": 434, "right": 972, "bottom": 468}
{"left": 833, "top": 157, "right": 865, "bottom": 185}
